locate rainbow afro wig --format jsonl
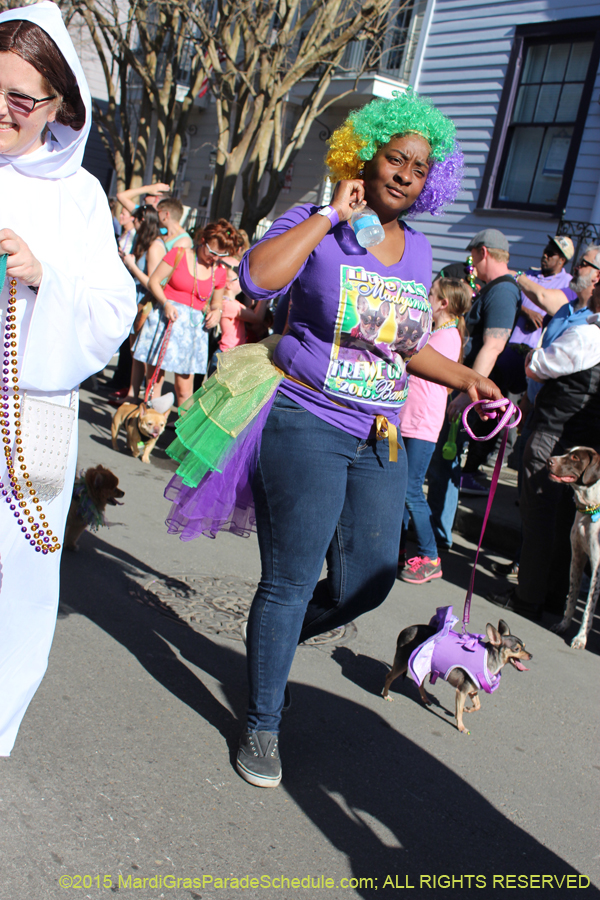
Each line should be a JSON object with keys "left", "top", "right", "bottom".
{"left": 325, "top": 89, "right": 463, "bottom": 217}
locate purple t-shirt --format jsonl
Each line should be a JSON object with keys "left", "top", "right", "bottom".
{"left": 509, "top": 268, "right": 573, "bottom": 349}
{"left": 239, "top": 204, "right": 433, "bottom": 438}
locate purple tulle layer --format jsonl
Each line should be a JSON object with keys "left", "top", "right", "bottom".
{"left": 164, "top": 394, "right": 276, "bottom": 540}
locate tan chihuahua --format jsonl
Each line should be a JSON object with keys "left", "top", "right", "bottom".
{"left": 111, "top": 402, "right": 169, "bottom": 463}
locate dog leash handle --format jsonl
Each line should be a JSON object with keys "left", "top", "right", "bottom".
{"left": 460, "top": 398, "right": 521, "bottom": 629}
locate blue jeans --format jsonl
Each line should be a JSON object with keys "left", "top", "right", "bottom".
{"left": 426, "top": 413, "right": 467, "bottom": 550}
{"left": 246, "top": 393, "right": 407, "bottom": 733}
{"left": 401, "top": 437, "right": 437, "bottom": 559}
{"left": 207, "top": 348, "right": 222, "bottom": 378}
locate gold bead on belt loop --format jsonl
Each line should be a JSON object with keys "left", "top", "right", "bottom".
{"left": 375, "top": 415, "right": 398, "bottom": 463}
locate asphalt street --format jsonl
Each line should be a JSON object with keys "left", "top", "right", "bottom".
{"left": 0, "top": 374, "right": 598, "bottom": 900}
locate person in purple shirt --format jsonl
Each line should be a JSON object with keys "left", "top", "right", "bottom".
{"left": 514, "top": 243, "right": 600, "bottom": 407}
{"left": 495, "top": 235, "right": 574, "bottom": 395}
{"left": 235, "top": 91, "right": 504, "bottom": 789}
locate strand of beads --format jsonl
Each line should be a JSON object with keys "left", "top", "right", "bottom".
{"left": 0, "top": 278, "right": 59, "bottom": 555}
{"left": 435, "top": 317, "right": 459, "bottom": 331}
{"left": 466, "top": 254, "right": 478, "bottom": 298}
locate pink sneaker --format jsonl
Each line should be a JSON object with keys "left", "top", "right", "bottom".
{"left": 400, "top": 556, "right": 442, "bottom": 584}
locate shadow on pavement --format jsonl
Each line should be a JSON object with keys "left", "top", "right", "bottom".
{"left": 58, "top": 536, "right": 595, "bottom": 899}
{"left": 281, "top": 684, "right": 594, "bottom": 899}
{"left": 59, "top": 533, "right": 246, "bottom": 746}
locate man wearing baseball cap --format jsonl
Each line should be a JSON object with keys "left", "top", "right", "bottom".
{"left": 451, "top": 229, "right": 520, "bottom": 488}
{"left": 514, "top": 234, "right": 574, "bottom": 341}
{"left": 428, "top": 228, "right": 520, "bottom": 549}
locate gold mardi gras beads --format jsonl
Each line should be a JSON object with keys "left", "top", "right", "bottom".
{"left": 0, "top": 278, "right": 59, "bottom": 554}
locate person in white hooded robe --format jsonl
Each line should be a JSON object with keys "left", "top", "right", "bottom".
{"left": 0, "top": 1, "right": 136, "bottom": 756}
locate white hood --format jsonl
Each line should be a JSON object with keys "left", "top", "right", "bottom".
{"left": 0, "top": 1, "right": 91, "bottom": 179}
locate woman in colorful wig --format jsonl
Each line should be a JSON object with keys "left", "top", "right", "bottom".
{"left": 166, "top": 90, "right": 504, "bottom": 789}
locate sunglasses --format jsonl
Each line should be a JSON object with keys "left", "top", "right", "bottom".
{"left": 203, "top": 242, "right": 229, "bottom": 258}
{"left": 223, "top": 262, "right": 239, "bottom": 273}
{"left": 132, "top": 204, "right": 153, "bottom": 220}
{"left": 575, "top": 258, "right": 600, "bottom": 271}
{"left": 0, "top": 88, "right": 56, "bottom": 114}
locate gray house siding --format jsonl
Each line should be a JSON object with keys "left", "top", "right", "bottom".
{"left": 411, "top": 0, "right": 600, "bottom": 274}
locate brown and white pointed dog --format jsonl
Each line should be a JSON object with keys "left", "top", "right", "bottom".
{"left": 547, "top": 446, "right": 600, "bottom": 650}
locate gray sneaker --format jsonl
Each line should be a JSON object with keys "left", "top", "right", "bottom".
{"left": 236, "top": 731, "right": 282, "bottom": 788}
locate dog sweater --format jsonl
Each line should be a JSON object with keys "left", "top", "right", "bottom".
{"left": 408, "top": 606, "right": 501, "bottom": 695}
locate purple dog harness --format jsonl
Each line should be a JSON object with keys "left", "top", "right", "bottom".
{"left": 408, "top": 399, "right": 521, "bottom": 694}
{"left": 408, "top": 606, "right": 501, "bottom": 693}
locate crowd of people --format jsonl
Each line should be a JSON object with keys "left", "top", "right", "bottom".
{"left": 107, "top": 195, "right": 265, "bottom": 411}
{"left": 0, "top": 1, "right": 597, "bottom": 800}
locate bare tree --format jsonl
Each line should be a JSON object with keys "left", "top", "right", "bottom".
{"left": 54, "top": 0, "right": 213, "bottom": 192}
{"left": 190, "top": 0, "right": 399, "bottom": 236}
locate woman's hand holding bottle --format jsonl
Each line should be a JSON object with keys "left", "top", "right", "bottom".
{"left": 0, "top": 228, "right": 43, "bottom": 287}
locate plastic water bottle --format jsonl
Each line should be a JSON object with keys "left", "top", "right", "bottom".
{"left": 350, "top": 205, "right": 385, "bottom": 248}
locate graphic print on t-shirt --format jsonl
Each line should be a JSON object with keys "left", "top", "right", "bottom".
{"left": 325, "top": 265, "right": 431, "bottom": 407}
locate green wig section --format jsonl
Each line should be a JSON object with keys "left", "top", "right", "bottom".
{"left": 326, "top": 88, "right": 457, "bottom": 183}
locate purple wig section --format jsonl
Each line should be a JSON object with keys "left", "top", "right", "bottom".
{"left": 164, "top": 393, "right": 277, "bottom": 541}
{"left": 405, "top": 144, "right": 464, "bottom": 218}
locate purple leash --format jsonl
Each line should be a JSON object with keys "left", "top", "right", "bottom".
{"left": 460, "top": 399, "right": 522, "bottom": 630}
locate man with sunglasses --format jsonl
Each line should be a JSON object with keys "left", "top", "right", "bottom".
{"left": 514, "top": 244, "right": 600, "bottom": 347}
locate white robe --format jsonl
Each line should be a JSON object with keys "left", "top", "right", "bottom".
{"left": 0, "top": 164, "right": 136, "bottom": 755}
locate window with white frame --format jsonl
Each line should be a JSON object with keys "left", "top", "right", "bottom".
{"left": 479, "top": 21, "right": 600, "bottom": 215}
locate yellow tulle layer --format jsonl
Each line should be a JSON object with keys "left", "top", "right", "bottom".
{"left": 166, "top": 336, "right": 283, "bottom": 486}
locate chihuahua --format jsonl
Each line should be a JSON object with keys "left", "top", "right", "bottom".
{"left": 111, "top": 402, "right": 169, "bottom": 464}
{"left": 382, "top": 618, "right": 532, "bottom": 733}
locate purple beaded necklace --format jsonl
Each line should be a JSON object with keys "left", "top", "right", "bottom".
{"left": 0, "top": 264, "right": 59, "bottom": 555}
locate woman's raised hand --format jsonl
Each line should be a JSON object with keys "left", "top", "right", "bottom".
{"left": 331, "top": 179, "right": 366, "bottom": 222}
{"left": 0, "top": 229, "right": 43, "bottom": 287}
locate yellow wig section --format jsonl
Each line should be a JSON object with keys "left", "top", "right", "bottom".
{"left": 325, "top": 122, "right": 368, "bottom": 183}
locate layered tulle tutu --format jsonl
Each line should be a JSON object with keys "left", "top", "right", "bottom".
{"left": 165, "top": 336, "right": 283, "bottom": 540}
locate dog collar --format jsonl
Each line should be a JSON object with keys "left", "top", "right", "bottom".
{"left": 124, "top": 408, "right": 154, "bottom": 444}
{"left": 73, "top": 477, "right": 106, "bottom": 531}
{"left": 577, "top": 502, "right": 600, "bottom": 522}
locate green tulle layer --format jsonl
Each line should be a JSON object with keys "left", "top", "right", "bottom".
{"left": 166, "top": 336, "right": 283, "bottom": 487}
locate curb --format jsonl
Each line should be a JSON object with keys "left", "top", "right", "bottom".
{"left": 454, "top": 505, "right": 520, "bottom": 558}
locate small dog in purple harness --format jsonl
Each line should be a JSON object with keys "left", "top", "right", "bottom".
{"left": 382, "top": 606, "right": 532, "bottom": 733}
